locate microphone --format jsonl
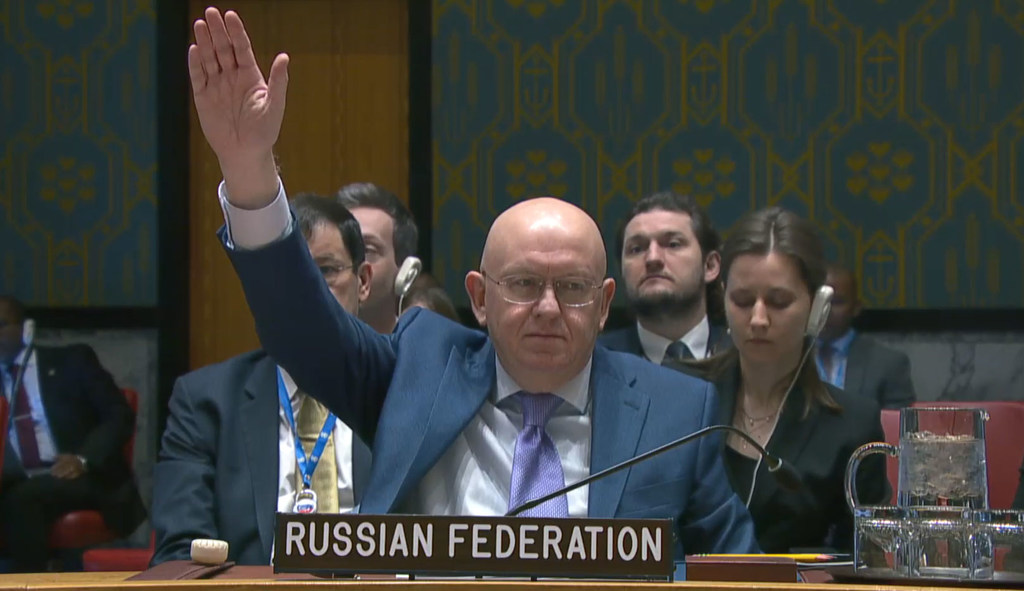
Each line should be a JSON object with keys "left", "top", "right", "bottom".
{"left": 506, "top": 424, "right": 801, "bottom": 517}
{"left": 7, "top": 319, "right": 35, "bottom": 404}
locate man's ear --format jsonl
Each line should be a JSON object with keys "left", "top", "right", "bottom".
{"left": 465, "top": 271, "right": 488, "bottom": 326}
{"left": 357, "top": 262, "right": 373, "bottom": 304}
{"left": 704, "top": 250, "right": 722, "bottom": 283}
{"left": 596, "top": 278, "right": 616, "bottom": 331}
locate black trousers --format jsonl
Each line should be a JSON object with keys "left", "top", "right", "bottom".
{"left": 0, "top": 473, "right": 105, "bottom": 572}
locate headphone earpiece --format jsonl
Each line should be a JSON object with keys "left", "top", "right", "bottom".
{"left": 394, "top": 256, "right": 423, "bottom": 299}
{"left": 805, "top": 285, "right": 834, "bottom": 338}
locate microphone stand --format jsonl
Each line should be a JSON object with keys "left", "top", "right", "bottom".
{"left": 507, "top": 424, "right": 797, "bottom": 517}
{"left": 5, "top": 344, "right": 33, "bottom": 406}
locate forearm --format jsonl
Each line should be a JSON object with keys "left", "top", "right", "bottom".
{"left": 220, "top": 151, "right": 280, "bottom": 210}
{"left": 222, "top": 225, "right": 395, "bottom": 436}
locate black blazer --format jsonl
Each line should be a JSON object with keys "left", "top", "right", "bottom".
{"left": 2, "top": 344, "right": 145, "bottom": 535}
{"left": 152, "top": 351, "right": 372, "bottom": 566}
{"left": 599, "top": 321, "right": 731, "bottom": 360}
{"left": 713, "top": 360, "right": 890, "bottom": 553}
{"left": 844, "top": 335, "right": 916, "bottom": 410}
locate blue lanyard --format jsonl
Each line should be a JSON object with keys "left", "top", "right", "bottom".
{"left": 277, "top": 369, "right": 336, "bottom": 490}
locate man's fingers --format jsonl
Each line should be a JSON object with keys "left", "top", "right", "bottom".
{"left": 224, "top": 10, "right": 256, "bottom": 70}
{"left": 267, "top": 53, "right": 290, "bottom": 108}
{"left": 204, "top": 7, "right": 237, "bottom": 72}
{"left": 193, "top": 19, "right": 219, "bottom": 77}
{"left": 187, "top": 45, "right": 207, "bottom": 92}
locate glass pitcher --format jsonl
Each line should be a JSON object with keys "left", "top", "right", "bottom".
{"left": 846, "top": 407, "right": 989, "bottom": 511}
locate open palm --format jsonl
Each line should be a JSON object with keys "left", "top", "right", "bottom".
{"left": 188, "top": 8, "right": 288, "bottom": 165}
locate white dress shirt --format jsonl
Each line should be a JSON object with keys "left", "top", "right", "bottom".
{"left": 219, "top": 180, "right": 592, "bottom": 517}
{"left": 637, "top": 315, "right": 711, "bottom": 363}
{"left": 275, "top": 367, "right": 355, "bottom": 513}
{"left": 408, "top": 357, "right": 591, "bottom": 517}
{"left": 2, "top": 348, "right": 57, "bottom": 470}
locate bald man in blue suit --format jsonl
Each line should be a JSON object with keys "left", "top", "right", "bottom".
{"left": 188, "top": 6, "right": 759, "bottom": 559}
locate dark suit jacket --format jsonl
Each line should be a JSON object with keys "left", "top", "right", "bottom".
{"left": 843, "top": 334, "right": 916, "bottom": 410}
{"left": 600, "top": 322, "right": 731, "bottom": 361}
{"left": 2, "top": 344, "right": 145, "bottom": 535}
{"left": 151, "top": 351, "right": 372, "bottom": 566}
{"left": 224, "top": 223, "right": 759, "bottom": 557}
{"left": 713, "top": 360, "right": 890, "bottom": 553}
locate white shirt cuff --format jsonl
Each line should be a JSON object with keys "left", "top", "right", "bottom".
{"left": 218, "top": 179, "right": 292, "bottom": 250}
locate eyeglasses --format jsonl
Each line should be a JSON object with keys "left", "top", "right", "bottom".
{"left": 483, "top": 272, "right": 603, "bottom": 307}
{"left": 318, "top": 263, "right": 354, "bottom": 285}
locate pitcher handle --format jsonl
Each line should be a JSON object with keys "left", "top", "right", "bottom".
{"left": 845, "top": 441, "right": 898, "bottom": 511}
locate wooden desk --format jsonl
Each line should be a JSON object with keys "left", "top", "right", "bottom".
{"left": 0, "top": 572, "right": 1007, "bottom": 591}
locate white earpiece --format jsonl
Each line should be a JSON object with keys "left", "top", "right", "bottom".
{"left": 394, "top": 256, "right": 423, "bottom": 314}
{"left": 805, "top": 285, "right": 834, "bottom": 338}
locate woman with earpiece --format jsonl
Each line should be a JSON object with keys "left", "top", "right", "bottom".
{"left": 681, "top": 207, "right": 889, "bottom": 553}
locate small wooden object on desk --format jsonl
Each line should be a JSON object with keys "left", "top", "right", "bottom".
{"left": 685, "top": 554, "right": 798, "bottom": 582}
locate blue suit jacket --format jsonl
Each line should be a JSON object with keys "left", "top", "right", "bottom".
{"left": 151, "top": 351, "right": 372, "bottom": 565}
{"left": 225, "top": 223, "right": 758, "bottom": 557}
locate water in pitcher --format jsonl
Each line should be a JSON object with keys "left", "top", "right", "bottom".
{"left": 899, "top": 432, "right": 987, "bottom": 508}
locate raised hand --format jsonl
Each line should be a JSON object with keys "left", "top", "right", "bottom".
{"left": 189, "top": 7, "right": 288, "bottom": 208}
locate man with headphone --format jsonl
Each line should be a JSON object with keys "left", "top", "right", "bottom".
{"left": 336, "top": 183, "right": 420, "bottom": 333}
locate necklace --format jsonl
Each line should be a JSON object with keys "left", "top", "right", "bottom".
{"left": 739, "top": 406, "right": 777, "bottom": 428}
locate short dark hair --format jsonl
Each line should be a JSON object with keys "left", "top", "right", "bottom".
{"left": 616, "top": 191, "right": 724, "bottom": 322}
{"left": 616, "top": 191, "right": 720, "bottom": 262}
{"left": 291, "top": 192, "right": 366, "bottom": 266}
{"left": 0, "top": 295, "right": 26, "bottom": 324}
{"left": 336, "top": 183, "right": 418, "bottom": 264}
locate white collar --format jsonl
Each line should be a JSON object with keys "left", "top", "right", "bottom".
{"left": 493, "top": 355, "right": 591, "bottom": 414}
{"left": 636, "top": 315, "right": 710, "bottom": 363}
{"left": 277, "top": 366, "right": 306, "bottom": 413}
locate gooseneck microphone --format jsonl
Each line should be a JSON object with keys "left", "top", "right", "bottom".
{"left": 7, "top": 319, "right": 35, "bottom": 405}
{"left": 506, "top": 423, "right": 801, "bottom": 517}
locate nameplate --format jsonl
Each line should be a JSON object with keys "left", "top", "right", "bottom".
{"left": 273, "top": 513, "right": 673, "bottom": 580}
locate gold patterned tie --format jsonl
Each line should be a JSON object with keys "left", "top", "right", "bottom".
{"left": 295, "top": 394, "right": 339, "bottom": 513}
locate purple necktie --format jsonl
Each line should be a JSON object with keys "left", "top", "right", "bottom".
{"left": 508, "top": 392, "right": 569, "bottom": 518}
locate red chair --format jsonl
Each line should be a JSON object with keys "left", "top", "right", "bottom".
{"left": 47, "top": 388, "right": 139, "bottom": 550}
{"left": 911, "top": 401, "right": 1024, "bottom": 509}
{"left": 82, "top": 532, "right": 154, "bottom": 572}
{"left": 880, "top": 408, "right": 900, "bottom": 504}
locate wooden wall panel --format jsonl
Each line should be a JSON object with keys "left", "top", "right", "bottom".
{"left": 188, "top": 0, "right": 409, "bottom": 369}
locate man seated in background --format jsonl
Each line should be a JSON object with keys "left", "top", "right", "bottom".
{"left": 817, "top": 263, "right": 916, "bottom": 409}
{"left": 601, "top": 191, "right": 730, "bottom": 364}
{"left": 150, "top": 194, "right": 373, "bottom": 565}
{"left": 187, "top": 6, "right": 759, "bottom": 557}
{"left": 336, "top": 183, "right": 419, "bottom": 333}
{"left": 0, "top": 296, "right": 144, "bottom": 572}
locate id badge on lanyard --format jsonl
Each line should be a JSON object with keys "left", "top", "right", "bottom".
{"left": 277, "top": 369, "right": 336, "bottom": 514}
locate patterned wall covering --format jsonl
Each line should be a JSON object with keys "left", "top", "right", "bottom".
{"left": 432, "top": 0, "right": 1024, "bottom": 308}
{"left": 0, "top": 0, "right": 157, "bottom": 306}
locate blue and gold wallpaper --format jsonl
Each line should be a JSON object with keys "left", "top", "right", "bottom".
{"left": 0, "top": 0, "right": 157, "bottom": 306}
{"left": 432, "top": 0, "right": 1024, "bottom": 308}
